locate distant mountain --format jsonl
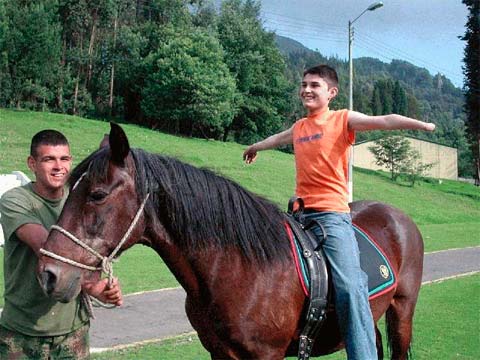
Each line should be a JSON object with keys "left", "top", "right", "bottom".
{"left": 274, "top": 35, "right": 311, "bottom": 56}
{"left": 275, "top": 34, "right": 460, "bottom": 93}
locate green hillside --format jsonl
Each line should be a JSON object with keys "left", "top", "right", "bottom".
{"left": 0, "top": 109, "right": 478, "bottom": 298}
{"left": 1, "top": 109, "right": 479, "bottom": 247}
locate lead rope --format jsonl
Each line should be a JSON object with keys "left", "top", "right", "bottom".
{"left": 39, "top": 193, "right": 150, "bottom": 318}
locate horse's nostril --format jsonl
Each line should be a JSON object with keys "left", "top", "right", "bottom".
{"left": 40, "top": 270, "right": 57, "bottom": 295}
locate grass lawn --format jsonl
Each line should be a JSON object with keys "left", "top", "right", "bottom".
{"left": 90, "top": 274, "right": 480, "bottom": 360}
{"left": 113, "top": 245, "right": 179, "bottom": 293}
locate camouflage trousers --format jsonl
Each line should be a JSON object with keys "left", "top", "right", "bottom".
{"left": 0, "top": 324, "right": 90, "bottom": 360}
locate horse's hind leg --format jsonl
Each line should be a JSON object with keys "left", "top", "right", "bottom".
{"left": 385, "top": 296, "right": 416, "bottom": 360}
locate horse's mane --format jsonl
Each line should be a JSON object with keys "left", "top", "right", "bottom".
{"left": 70, "top": 148, "right": 292, "bottom": 264}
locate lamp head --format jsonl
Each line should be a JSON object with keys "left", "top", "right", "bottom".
{"left": 367, "top": 2, "right": 384, "bottom": 11}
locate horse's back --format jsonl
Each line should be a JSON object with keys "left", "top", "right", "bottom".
{"left": 350, "top": 200, "right": 424, "bottom": 253}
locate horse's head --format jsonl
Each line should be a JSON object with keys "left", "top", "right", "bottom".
{"left": 37, "top": 123, "right": 148, "bottom": 302}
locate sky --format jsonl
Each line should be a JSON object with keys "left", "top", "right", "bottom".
{"left": 258, "top": 0, "right": 467, "bottom": 88}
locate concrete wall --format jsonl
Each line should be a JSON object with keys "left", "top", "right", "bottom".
{"left": 354, "top": 137, "right": 458, "bottom": 180}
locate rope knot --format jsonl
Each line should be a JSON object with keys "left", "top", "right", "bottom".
{"left": 101, "top": 257, "right": 113, "bottom": 283}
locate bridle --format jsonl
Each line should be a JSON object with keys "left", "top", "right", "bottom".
{"left": 39, "top": 171, "right": 150, "bottom": 317}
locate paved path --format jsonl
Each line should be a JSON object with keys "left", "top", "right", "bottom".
{"left": 90, "top": 246, "right": 480, "bottom": 351}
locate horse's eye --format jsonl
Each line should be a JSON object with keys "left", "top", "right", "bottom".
{"left": 88, "top": 190, "right": 108, "bottom": 202}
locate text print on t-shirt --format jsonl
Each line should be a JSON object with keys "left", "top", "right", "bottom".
{"left": 296, "top": 132, "right": 323, "bottom": 144}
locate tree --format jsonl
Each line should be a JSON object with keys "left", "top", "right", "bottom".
{"left": 370, "top": 79, "right": 395, "bottom": 115}
{"left": 392, "top": 80, "right": 408, "bottom": 115}
{"left": 57, "top": 0, "right": 118, "bottom": 115}
{"left": 217, "top": 0, "right": 293, "bottom": 143}
{"left": 141, "top": 28, "right": 237, "bottom": 139}
{"left": 380, "top": 79, "right": 394, "bottom": 114}
{"left": 368, "top": 135, "right": 411, "bottom": 181}
{"left": 460, "top": 0, "right": 480, "bottom": 185}
{"left": 1, "top": 0, "right": 62, "bottom": 110}
{"left": 353, "top": 82, "right": 372, "bottom": 115}
{"left": 406, "top": 93, "right": 420, "bottom": 119}
{"left": 0, "top": 0, "right": 9, "bottom": 106}
{"left": 112, "top": 23, "right": 150, "bottom": 122}
{"left": 399, "top": 148, "right": 434, "bottom": 186}
{"left": 371, "top": 84, "right": 382, "bottom": 115}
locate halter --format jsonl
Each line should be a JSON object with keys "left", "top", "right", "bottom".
{"left": 39, "top": 172, "right": 150, "bottom": 317}
{"left": 40, "top": 192, "right": 149, "bottom": 285}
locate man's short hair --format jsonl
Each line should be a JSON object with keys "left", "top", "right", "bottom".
{"left": 30, "top": 130, "right": 69, "bottom": 158}
{"left": 303, "top": 64, "right": 339, "bottom": 89}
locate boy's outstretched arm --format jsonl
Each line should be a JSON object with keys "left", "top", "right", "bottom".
{"left": 243, "top": 126, "right": 294, "bottom": 164}
{"left": 348, "top": 111, "right": 435, "bottom": 132}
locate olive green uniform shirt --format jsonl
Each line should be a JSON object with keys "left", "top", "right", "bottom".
{"left": 0, "top": 183, "right": 88, "bottom": 336}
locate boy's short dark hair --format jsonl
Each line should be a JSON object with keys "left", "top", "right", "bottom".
{"left": 303, "top": 64, "right": 339, "bottom": 89}
{"left": 30, "top": 130, "right": 69, "bottom": 158}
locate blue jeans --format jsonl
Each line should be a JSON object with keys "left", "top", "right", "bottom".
{"left": 304, "top": 211, "right": 377, "bottom": 360}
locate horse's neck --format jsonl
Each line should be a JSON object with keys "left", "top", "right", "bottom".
{"left": 147, "top": 228, "right": 202, "bottom": 298}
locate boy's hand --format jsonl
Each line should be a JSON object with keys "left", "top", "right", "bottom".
{"left": 424, "top": 123, "right": 435, "bottom": 132}
{"left": 243, "top": 146, "right": 258, "bottom": 164}
{"left": 83, "top": 277, "right": 123, "bottom": 306}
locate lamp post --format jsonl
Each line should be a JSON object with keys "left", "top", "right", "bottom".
{"left": 347, "top": 1, "right": 383, "bottom": 202}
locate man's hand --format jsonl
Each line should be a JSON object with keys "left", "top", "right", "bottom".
{"left": 83, "top": 277, "right": 123, "bottom": 306}
{"left": 243, "top": 146, "right": 258, "bottom": 164}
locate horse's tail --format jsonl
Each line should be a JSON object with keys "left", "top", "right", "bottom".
{"left": 385, "top": 309, "right": 413, "bottom": 360}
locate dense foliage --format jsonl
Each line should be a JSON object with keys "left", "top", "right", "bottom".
{"left": 0, "top": 0, "right": 473, "bottom": 177}
{"left": 0, "top": 0, "right": 293, "bottom": 143}
{"left": 460, "top": 0, "right": 479, "bottom": 185}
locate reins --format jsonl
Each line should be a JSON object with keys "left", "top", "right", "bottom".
{"left": 39, "top": 189, "right": 150, "bottom": 318}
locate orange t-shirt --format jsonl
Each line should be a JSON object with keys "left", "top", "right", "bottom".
{"left": 293, "top": 108, "right": 354, "bottom": 213}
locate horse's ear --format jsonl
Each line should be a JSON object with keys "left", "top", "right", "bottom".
{"left": 109, "top": 122, "right": 130, "bottom": 165}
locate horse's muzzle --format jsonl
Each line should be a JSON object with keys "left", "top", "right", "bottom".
{"left": 39, "top": 267, "right": 57, "bottom": 296}
{"left": 37, "top": 262, "right": 82, "bottom": 303}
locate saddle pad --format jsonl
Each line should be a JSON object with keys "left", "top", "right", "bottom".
{"left": 287, "top": 223, "right": 397, "bottom": 300}
{"left": 354, "top": 224, "right": 397, "bottom": 299}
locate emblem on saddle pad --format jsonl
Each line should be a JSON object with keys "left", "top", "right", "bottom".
{"left": 379, "top": 265, "right": 390, "bottom": 279}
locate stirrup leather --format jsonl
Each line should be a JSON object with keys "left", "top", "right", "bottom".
{"left": 286, "top": 196, "right": 329, "bottom": 360}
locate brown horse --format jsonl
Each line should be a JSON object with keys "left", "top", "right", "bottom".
{"left": 37, "top": 123, "right": 423, "bottom": 359}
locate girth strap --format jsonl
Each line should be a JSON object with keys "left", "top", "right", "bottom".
{"left": 286, "top": 197, "right": 329, "bottom": 360}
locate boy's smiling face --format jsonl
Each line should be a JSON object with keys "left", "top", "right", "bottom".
{"left": 299, "top": 73, "right": 338, "bottom": 115}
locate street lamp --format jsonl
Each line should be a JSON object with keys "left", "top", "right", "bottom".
{"left": 347, "top": 1, "right": 383, "bottom": 202}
